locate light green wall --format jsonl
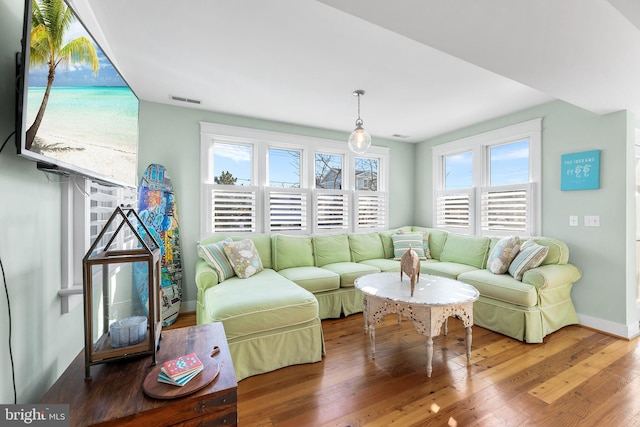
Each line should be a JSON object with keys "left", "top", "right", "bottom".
{"left": 0, "top": 0, "right": 85, "bottom": 404}
{"left": 1, "top": 0, "right": 636, "bottom": 404}
{"left": 416, "top": 100, "right": 638, "bottom": 334}
{"left": 137, "top": 101, "right": 416, "bottom": 306}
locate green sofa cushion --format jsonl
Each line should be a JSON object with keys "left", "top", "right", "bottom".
{"left": 458, "top": 269, "right": 537, "bottom": 307}
{"left": 439, "top": 234, "right": 490, "bottom": 269}
{"left": 277, "top": 266, "right": 340, "bottom": 293}
{"left": 313, "top": 234, "right": 351, "bottom": 266}
{"left": 203, "top": 268, "right": 319, "bottom": 340}
{"left": 359, "top": 258, "right": 401, "bottom": 272}
{"left": 348, "top": 232, "right": 385, "bottom": 262}
{"left": 413, "top": 227, "right": 448, "bottom": 260}
{"left": 272, "top": 235, "right": 314, "bottom": 271}
{"left": 421, "top": 261, "right": 478, "bottom": 279}
{"left": 320, "top": 262, "right": 380, "bottom": 287}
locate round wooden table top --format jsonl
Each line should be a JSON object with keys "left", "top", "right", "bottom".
{"left": 354, "top": 272, "right": 479, "bottom": 306}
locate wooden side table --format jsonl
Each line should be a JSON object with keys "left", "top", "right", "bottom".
{"left": 40, "top": 323, "right": 237, "bottom": 426}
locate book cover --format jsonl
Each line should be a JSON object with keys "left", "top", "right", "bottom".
{"left": 161, "top": 353, "right": 203, "bottom": 378}
{"left": 157, "top": 366, "right": 203, "bottom": 386}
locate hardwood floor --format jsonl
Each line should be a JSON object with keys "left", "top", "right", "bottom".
{"left": 170, "top": 312, "right": 640, "bottom": 426}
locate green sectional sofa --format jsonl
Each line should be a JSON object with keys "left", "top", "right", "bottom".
{"left": 195, "top": 227, "right": 582, "bottom": 380}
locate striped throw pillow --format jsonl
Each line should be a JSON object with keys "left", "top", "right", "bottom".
{"left": 197, "top": 238, "right": 235, "bottom": 281}
{"left": 508, "top": 239, "right": 548, "bottom": 281}
{"left": 392, "top": 233, "right": 426, "bottom": 260}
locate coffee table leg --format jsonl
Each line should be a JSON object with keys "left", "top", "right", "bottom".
{"left": 426, "top": 336, "right": 433, "bottom": 378}
{"left": 363, "top": 297, "right": 369, "bottom": 333}
{"left": 369, "top": 324, "right": 376, "bottom": 359}
{"left": 466, "top": 326, "right": 473, "bottom": 364}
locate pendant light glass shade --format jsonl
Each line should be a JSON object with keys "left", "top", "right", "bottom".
{"left": 348, "top": 90, "right": 371, "bottom": 154}
{"left": 348, "top": 122, "right": 371, "bottom": 154}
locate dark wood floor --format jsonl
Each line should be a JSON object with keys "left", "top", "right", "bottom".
{"left": 169, "top": 312, "right": 640, "bottom": 426}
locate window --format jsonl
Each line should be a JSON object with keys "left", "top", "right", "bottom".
{"left": 355, "top": 157, "right": 378, "bottom": 191}
{"left": 213, "top": 142, "right": 252, "bottom": 185}
{"left": 315, "top": 153, "right": 343, "bottom": 189}
{"left": 433, "top": 119, "right": 541, "bottom": 237}
{"left": 207, "top": 141, "right": 257, "bottom": 232}
{"left": 200, "top": 122, "right": 389, "bottom": 236}
{"left": 445, "top": 151, "right": 472, "bottom": 190}
{"left": 60, "top": 176, "right": 137, "bottom": 313}
{"left": 268, "top": 148, "right": 300, "bottom": 188}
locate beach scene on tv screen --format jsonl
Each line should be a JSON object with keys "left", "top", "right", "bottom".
{"left": 26, "top": 0, "right": 138, "bottom": 186}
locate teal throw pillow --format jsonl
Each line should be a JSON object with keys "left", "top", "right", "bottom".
{"left": 392, "top": 233, "right": 426, "bottom": 260}
{"left": 508, "top": 239, "right": 548, "bottom": 281}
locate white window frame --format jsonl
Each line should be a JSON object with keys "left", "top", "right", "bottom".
{"left": 200, "top": 122, "right": 389, "bottom": 237}
{"left": 432, "top": 118, "right": 541, "bottom": 237}
{"left": 59, "top": 176, "right": 137, "bottom": 313}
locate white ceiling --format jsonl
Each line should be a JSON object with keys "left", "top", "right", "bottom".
{"left": 68, "top": 0, "right": 640, "bottom": 143}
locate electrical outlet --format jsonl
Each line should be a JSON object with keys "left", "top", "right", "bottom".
{"left": 584, "top": 215, "right": 600, "bottom": 227}
{"left": 569, "top": 216, "right": 578, "bottom": 226}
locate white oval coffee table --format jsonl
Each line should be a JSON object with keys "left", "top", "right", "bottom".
{"left": 354, "top": 272, "right": 480, "bottom": 377}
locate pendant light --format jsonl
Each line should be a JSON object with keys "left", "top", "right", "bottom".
{"left": 348, "top": 90, "right": 371, "bottom": 154}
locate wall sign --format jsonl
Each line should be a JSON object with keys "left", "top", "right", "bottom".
{"left": 561, "top": 149, "right": 600, "bottom": 191}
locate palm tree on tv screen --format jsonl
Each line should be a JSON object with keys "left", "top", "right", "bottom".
{"left": 25, "top": 0, "right": 99, "bottom": 150}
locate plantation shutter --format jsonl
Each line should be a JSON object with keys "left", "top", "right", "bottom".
{"left": 354, "top": 191, "right": 387, "bottom": 230}
{"left": 315, "top": 189, "right": 349, "bottom": 231}
{"left": 480, "top": 183, "right": 532, "bottom": 236}
{"left": 265, "top": 188, "right": 309, "bottom": 233}
{"left": 210, "top": 186, "right": 257, "bottom": 232}
{"left": 435, "top": 189, "right": 474, "bottom": 234}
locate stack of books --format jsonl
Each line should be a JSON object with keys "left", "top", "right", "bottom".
{"left": 158, "top": 353, "right": 204, "bottom": 386}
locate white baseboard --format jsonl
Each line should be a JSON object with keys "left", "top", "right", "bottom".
{"left": 577, "top": 312, "right": 640, "bottom": 339}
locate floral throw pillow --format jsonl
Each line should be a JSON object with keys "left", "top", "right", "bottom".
{"left": 486, "top": 236, "right": 521, "bottom": 274}
{"left": 222, "top": 239, "right": 264, "bottom": 279}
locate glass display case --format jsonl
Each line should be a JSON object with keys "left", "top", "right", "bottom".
{"left": 82, "top": 206, "right": 162, "bottom": 380}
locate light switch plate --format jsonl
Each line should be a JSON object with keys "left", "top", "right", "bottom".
{"left": 584, "top": 215, "right": 600, "bottom": 227}
{"left": 569, "top": 216, "right": 578, "bottom": 226}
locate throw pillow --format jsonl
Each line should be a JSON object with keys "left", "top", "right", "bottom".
{"left": 422, "top": 230, "right": 432, "bottom": 259}
{"left": 197, "top": 238, "right": 236, "bottom": 281}
{"left": 392, "top": 233, "right": 426, "bottom": 260}
{"left": 395, "top": 230, "right": 431, "bottom": 258}
{"left": 486, "top": 236, "right": 521, "bottom": 274}
{"left": 508, "top": 239, "right": 549, "bottom": 281}
{"left": 222, "top": 238, "right": 264, "bottom": 279}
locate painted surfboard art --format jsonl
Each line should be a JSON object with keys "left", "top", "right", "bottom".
{"left": 133, "top": 164, "right": 182, "bottom": 326}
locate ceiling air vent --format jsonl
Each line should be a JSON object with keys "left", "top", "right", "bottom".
{"left": 392, "top": 134, "right": 409, "bottom": 139}
{"left": 170, "top": 95, "right": 202, "bottom": 105}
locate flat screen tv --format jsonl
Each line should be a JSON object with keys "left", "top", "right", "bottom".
{"left": 15, "top": 0, "right": 139, "bottom": 187}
